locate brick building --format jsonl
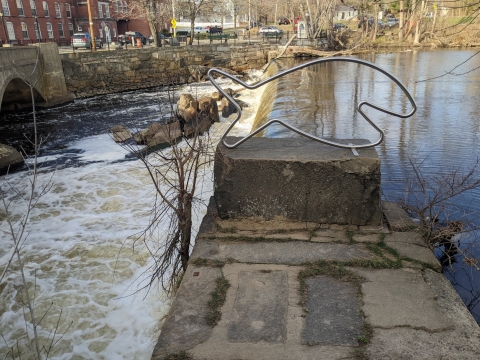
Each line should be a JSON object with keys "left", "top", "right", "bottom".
{"left": 0, "top": 0, "right": 150, "bottom": 46}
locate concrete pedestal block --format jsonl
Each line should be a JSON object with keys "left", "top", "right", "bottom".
{"left": 214, "top": 137, "right": 382, "bottom": 225}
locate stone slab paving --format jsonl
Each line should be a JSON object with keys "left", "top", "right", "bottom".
{"left": 366, "top": 269, "right": 480, "bottom": 360}
{"left": 188, "top": 264, "right": 354, "bottom": 360}
{"left": 191, "top": 239, "right": 374, "bottom": 265}
{"left": 227, "top": 270, "right": 288, "bottom": 343}
{"left": 152, "top": 208, "right": 480, "bottom": 360}
{"left": 152, "top": 266, "right": 222, "bottom": 358}
{"left": 382, "top": 201, "right": 418, "bottom": 231}
{"left": 353, "top": 268, "right": 452, "bottom": 331}
{"left": 302, "top": 276, "right": 363, "bottom": 346}
{"left": 384, "top": 232, "right": 441, "bottom": 271}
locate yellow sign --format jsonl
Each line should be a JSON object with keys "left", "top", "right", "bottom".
{"left": 433, "top": 4, "right": 437, "bottom": 10}
{"left": 171, "top": 19, "right": 177, "bottom": 29}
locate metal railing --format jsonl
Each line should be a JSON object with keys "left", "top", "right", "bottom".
{"left": 208, "top": 58, "right": 417, "bottom": 152}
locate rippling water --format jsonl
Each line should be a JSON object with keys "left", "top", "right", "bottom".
{"left": 253, "top": 49, "right": 480, "bottom": 323}
{"left": 0, "top": 77, "right": 263, "bottom": 358}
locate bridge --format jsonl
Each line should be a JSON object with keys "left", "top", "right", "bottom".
{"left": 0, "top": 43, "right": 73, "bottom": 112}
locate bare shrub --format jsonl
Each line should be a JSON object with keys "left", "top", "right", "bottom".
{"left": 115, "top": 87, "right": 219, "bottom": 294}
{"left": 389, "top": 157, "right": 480, "bottom": 268}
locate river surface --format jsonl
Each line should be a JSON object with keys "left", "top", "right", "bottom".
{"left": 1, "top": 49, "right": 480, "bottom": 358}
{"left": 0, "top": 78, "right": 260, "bottom": 359}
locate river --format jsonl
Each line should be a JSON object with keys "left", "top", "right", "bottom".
{"left": 1, "top": 49, "right": 480, "bottom": 358}
{"left": 0, "top": 77, "right": 261, "bottom": 359}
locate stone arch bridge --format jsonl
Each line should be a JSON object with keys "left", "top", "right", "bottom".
{"left": 0, "top": 43, "right": 72, "bottom": 112}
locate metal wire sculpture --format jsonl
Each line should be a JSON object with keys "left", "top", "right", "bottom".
{"left": 207, "top": 57, "right": 417, "bottom": 150}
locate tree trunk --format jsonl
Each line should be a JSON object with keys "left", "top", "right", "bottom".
{"left": 372, "top": 3, "right": 379, "bottom": 41}
{"left": 147, "top": 9, "right": 161, "bottom": 48}
{"left": 179, "top": 193, "right": 193, "bottom": 270}
{"left": 399, "top": 1, "right": 404, "bottom": 41}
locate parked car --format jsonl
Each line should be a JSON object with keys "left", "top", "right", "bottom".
{"left": 119, "top": 31, "right": 147, "bottom": 45}
{"left": 148, "top": 33, "right": 170, "bottom": 44}
{"left": 278, "top": 17, "right": 290, "bottom": 25}
{"left": 194, "top": 26, "right": 209, "bottom": 34}
{"left": 206, "top": 25, "right": 223, "bottom": 34}
{"left": 333, "top": 23, "right": 347, "bottom": 31}
{"left": 72, "top": 33, "right": 103, "bottom": 49}
{"left": 387, "top": 18, "right": 399, "bottom": 28}
{"left": 259, "top": 26, "right": 284, "bottom": 34}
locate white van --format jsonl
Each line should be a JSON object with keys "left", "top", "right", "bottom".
{"left": 193, "top": 26, "right": 208, "bottom": 33}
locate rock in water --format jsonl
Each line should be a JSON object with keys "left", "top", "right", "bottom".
{"left": 0, "top": 143, "right": 24, "bottom": 173}
{"left": 112, "top": 125, "right": 132, "bottom": 142}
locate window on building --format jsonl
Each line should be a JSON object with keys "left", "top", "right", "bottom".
{"left": 55, "top": 2, "right": 60, "bottom": 17}
{"left": 114, "top": 1, "right": 118, "bottom": 13}
{"left": 21, "top": 22, "right": 28, "bottom": 38}
{"left": 1, "top": 0, "right": 11, "bottom": 16}
{"left": 113, "top": 28, "right": 116, "bottom": 37}
{"left": 16, "top": 0, "right": 24, "bottom": 16}
{"left": 58, "top": 23, "right": 64, "bottom": 37}
{"left": 65, "top": 3, "right": 71, "bottom": 18}
{"left": 34, "top": 21, "right": 41, "bottom": 39}
{"left": 43, "top": 1, "right": 49, "bottom": 17}
{"left": 105, "top": 4, "right": 110, "bottom": 18}
{"left": 123, "top": 1, "right": 127, "bottom": 12}
{"left": 98, "top": 4, "right": 103, "bottom": 18}
{"left": 46, "top": 22, "right": 53, "bottom": 38}
{"left": 6, "top": 22, "right": 16, "bottom": 40}
{"left": 68, "top": 22, "right": 73, "bottom": 36}
{"left": 30, "top": 0, "right": 37, "bottom": 16}
{"left": 77, "top": 24, "right": 82, "bottom": 31}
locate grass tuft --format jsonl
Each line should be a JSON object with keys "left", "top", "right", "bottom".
{"left": 205, "top": 276, "right": 230, "bottom": 326}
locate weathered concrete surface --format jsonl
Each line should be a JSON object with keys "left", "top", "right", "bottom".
{"left": 354, "top": 268, "right": 452, "bottom": 331}
{"left": 0, "top": 44, "right": 73, "bottom": 111}
{"left": 188, "top": 264, "right": 354, "bottom": 360}
{"left": 151, "top": 266, "right": 222, "bottom": 359}
{"left": 214, "top": 137, "right": 382, "bottom": 225}
{"left": 191, "top": 239, "right": 374, "bottom": 265}
{"left": 302, "top": 276, "right": 363, "bottom": 346}
{"left": 227, "top": 270, "right": 288, "bottom": 343}
{"left": 385, "top": 232, "right": 441, "bottom": 270}
{"left": 152, "top": 190, "right": 480, "bottom": 360}
{"left": 383, "top": 201, "right": 418, "bottom": 231}
{"left": 366, "top": 269, "right": 480, "bottom": 360}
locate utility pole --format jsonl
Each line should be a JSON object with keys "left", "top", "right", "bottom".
{"left": 172, "top": 0, "right": 176, "bottom": 37}
{"left": 87, "top": 0, "right": 96, "bottom": 51}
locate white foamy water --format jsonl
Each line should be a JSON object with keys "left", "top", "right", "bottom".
{"left": 0, "top": 75, "right": 262, "bottom": 359}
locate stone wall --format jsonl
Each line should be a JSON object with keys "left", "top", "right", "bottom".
{"left": 61, "top": 44, "right": 276, "bottom": 98}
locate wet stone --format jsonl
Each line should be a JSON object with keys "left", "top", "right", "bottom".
{"left": 227, "top": 270, "right": 288, "bottom": 343}
{"left": 302, "top": 276, "right": 363, "bottom": 346}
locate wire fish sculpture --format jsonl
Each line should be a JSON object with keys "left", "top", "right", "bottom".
{"left": 207, "top": 57, "right": 417, "bottom": 153}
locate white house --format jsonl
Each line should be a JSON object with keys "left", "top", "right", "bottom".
{"left": 334, "top": 5, "right": 358, "bottom": 21}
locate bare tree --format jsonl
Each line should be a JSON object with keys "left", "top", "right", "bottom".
{"left": 389, "top": 157, "right": 480, "bottom": 268}
{"left": 113, "top": 0, "right": 171, "bottom": 47}
{"left": 177, "top": 0, "right": 213, "bottom": 45}
{"left": 115, "top": 86, "right": 219, "bottom": 293}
